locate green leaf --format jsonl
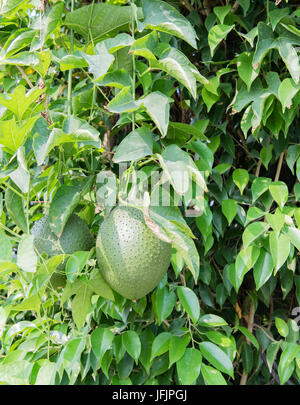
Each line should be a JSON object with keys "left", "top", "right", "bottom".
{"left": 242, "top": 222, "right": 269, "bottom": 249}
{"left": 17, "top": 235, "right": 37, "bottom": 273}
{"left": 1, "top": 28, "right": 34, "bottom": 57}
{"left": 0, "top": 115, "right": 39, "bottom": 154}
{"left": 208, "top": 24, "right": 234, "bottom": 56}
{"left": 278, "top": 343, "right": 299, "bottom": 385}
{"left": 238, "top": 26, "right": 257, "bottom": 47}
{"left": 269, "top": 181, "right": 289, "bottom": 209}
{"left": 107, "top": 86, "right": 139, "bottom": 113}
{"left": 61, "top": 337, "right": 86, "bottom": 382}
{"left": 198, "top": 314, "right": 228, "bottom": 328}
{"left": 65, "top": 3, "right": 135, "bottom": 43}
{"left": 4, "top": 30, "right": 34, "bottom": 58}
{"left": 265, "top": 210, "right": 285, "bottom": 233}
{"left": 205, "top": 332, "right": 235, "bottom": 352}
{"left": 190, "top": 140, "right": 214, "bottom": 172}
{"left": 0, "top": 0, "right": 29, "bottom": 16}
{"left": 266, "top": 341, "right": 281, "bottom": 372}
{"left": 252, "top": 177, "right": 271, "bottom": 202}
{"left": 169, "top": 334, "right": 190, "bottom": 367}
{"left": 100, "top": 33, "right": 134, "bottom": 54}
{"left": 122, "top": 331, "right": 141, "bottom": 364}
{"left": 0, "top": 85, "right": 44, "bottom": 120}
{"left": 199, "top": 341, "right": 233, "bottom": 377}
{"left": 269, "top": 231, "right": 290, "bottom": 272}
{"left": 33, "top": 116, "right": 100, "bottom": 166}
{"left": 213, "top": 6, "right": 231, "bottom": 24}
{"left": 158, "top": 144, "right": 206, "bottom": 195}
{"left": 297, "top": 158, "right": 300, "bottom": 182}
{"left": 282, "top": 22, "right": 300, "bottom": 37}
{"left": 66, "top": 251, "right": 90, "bottom": 283}
{"left": 0, "top": 233, "right": 12, "bottom": 261}
{"left": 232, "top": 74, "right": 280, "bottom": 132}
{"left": 153, "top": 287, "right": 176, "bottom": 325}
{"left": 38, "top": 255, "right": 67, "bottom": 277}
{"left": 91, "top": 327, "right": 114, "bottom": 365}
{"left": 112, "top": 376, "right": 132, "bottom": 385}
{"left": 150, "top": 205, "right": 200, "bottom": 282}
{"left": 278, "top": 78, "right": 300, "bottom": 112}
{"left": 201, "top": 363, "right": 227, "bottom": 385}
{"left": 151, "top": 332, "right": 172, "bottom": 361}
{"left": 166, "top": 121, "right": 208, "bottom": 148}
{"left": 236, "top": 52, "right": 259, "bottom": 91}
{"left": 58, "top": 53, "right": 88, "bottom": 72}
{"left": 83, "top": 44, "right": 115, "bottom": 79}
{"left": 2, "top": 27, "right": 32, "bottom": 54}
{"left": 87, "top": 269, "right": 115, "bottom": 301}
{"left": 0, "top": 361, "right": 33, "bottom": 385}
{"left": 49, "top": 177, "right": 92, "bottom": 237}
{"left": 140, "top": 0, "right": 197, "bottom": 49}
{"left": 177, "top": 286, "right": 200, "bottom": 324}
{"left": 204, "top": 75, "right": 220, "bottom": 95}
{"left": 286, "top": 145, "right": 300, "bottom": 174}
{"left": 233, "top": 169, "right": 249, "bottom": 195}
{"left": 285, "top": 227, "right": 300, "bottom": 251}
{"left": 139, "top": 329, "right": 154, "bottom": 374}
{"left": 140, "top": 92, "right": 170, "bottom": 137}
{"left": 238, "top": 0, "right": 250, "bottom": 15}
{"left": 101, "top": 351, "right": 113, "bottom": 379}
{"left": 253, "top": 250, "right": 274, "bottom": 290}
{"left": 0, "top": 307, "right": 6, "bottom": 338}
{"left": 130, "top": 31, "right": 158, "bottom": 61}
{"left": 5, "top": 320, "right": 38, "bottom": 339}
{"left": 221, "top": 199, "right": 238, "bottom": 225}
{"left": 238, "top": 326, "right": 259, "bottom": 350}
{"left": 116, "top": 353, "right": 134, "bottom": 380}
{"left": 230, "top": 245, "right": 260, "bottom": 292}
{"left": 176, "top": 348, "right": 202, "bottom": 384}
{"left": 245, "top": 207, "right": 265, "bottom": 225}
{"left": 95, "top": 69, "right": 132, "bottom": 89}
{"left": 71, "top": 281, "right": 93, "bottom": 329}
{"left": 113, "top": 47, "right": 133, "bottom": 76}
{"left": 242, "top": 342, "right": 253, "bottom": 374}
{"left": 275, "top": 317, "right": 289, "bottom": 338}
{"left": 9, "top": 147, "right": 30, "bottom": 194}
{"left": 40, "top": 2, "right": 64, "bottom": 41}
{"left": 113, "top": 127, "right": 153, "bottom": 163}
{"left": 201, "top": 87, "right": 220, "bottom": 112}
{"left": 9, "top": 294, "right": 41, "bottom": 312}
{"left": 96, "top": 171, "right": 117, "bottom": 214}
{"left": 151, "top": 47, "right": 197, "bottom": 99}
{"left": 269, "top": 7, "right": 290, "bottom": 31}
{"left": 260, "top": 146, "right": 273, "bottom": 170}
{"left": 295, "top": 184, "right": 300, "bottom": 202}
{"left": 35, "top": 360, "right": 57, "bottom": 385}
{"left": 253, "top": 22, "right": 300, "bottom": 85}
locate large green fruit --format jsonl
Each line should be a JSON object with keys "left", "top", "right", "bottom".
{"left": 31, "top": 213, "right": 93, "bottom": 288}
{"left": 96, "top": 206, "right": 172, "bottom": 300}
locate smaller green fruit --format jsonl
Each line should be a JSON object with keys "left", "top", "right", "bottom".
{"left": 31, "top": 213, "right": 94, "bottom": 289}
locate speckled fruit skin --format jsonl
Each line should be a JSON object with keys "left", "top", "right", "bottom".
{"left": 31, "top": 214, "right": 93, "bottom": 255}
{"left": 96, "top": 206, "right": 172, "bottom": 300}
{"left": 31, "top": 214, "right": 94, "bottom": 288}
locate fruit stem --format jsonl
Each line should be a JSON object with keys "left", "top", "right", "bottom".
{"left": 67, "top": 0, "right": 75, "bottom": 117}
{"left": 0, "top": 222, "right": 21, "bottom": 239}
{"left": 131, "top": 1, "right": 136, "bottom": 131}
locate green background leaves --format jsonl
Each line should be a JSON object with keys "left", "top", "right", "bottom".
{"left": 0, "top": 0, "right": 299, "bottom": 388}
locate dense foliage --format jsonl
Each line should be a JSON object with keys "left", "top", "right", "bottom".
{"left": 0, "top": 0, "right": 300, "bottom": 386}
